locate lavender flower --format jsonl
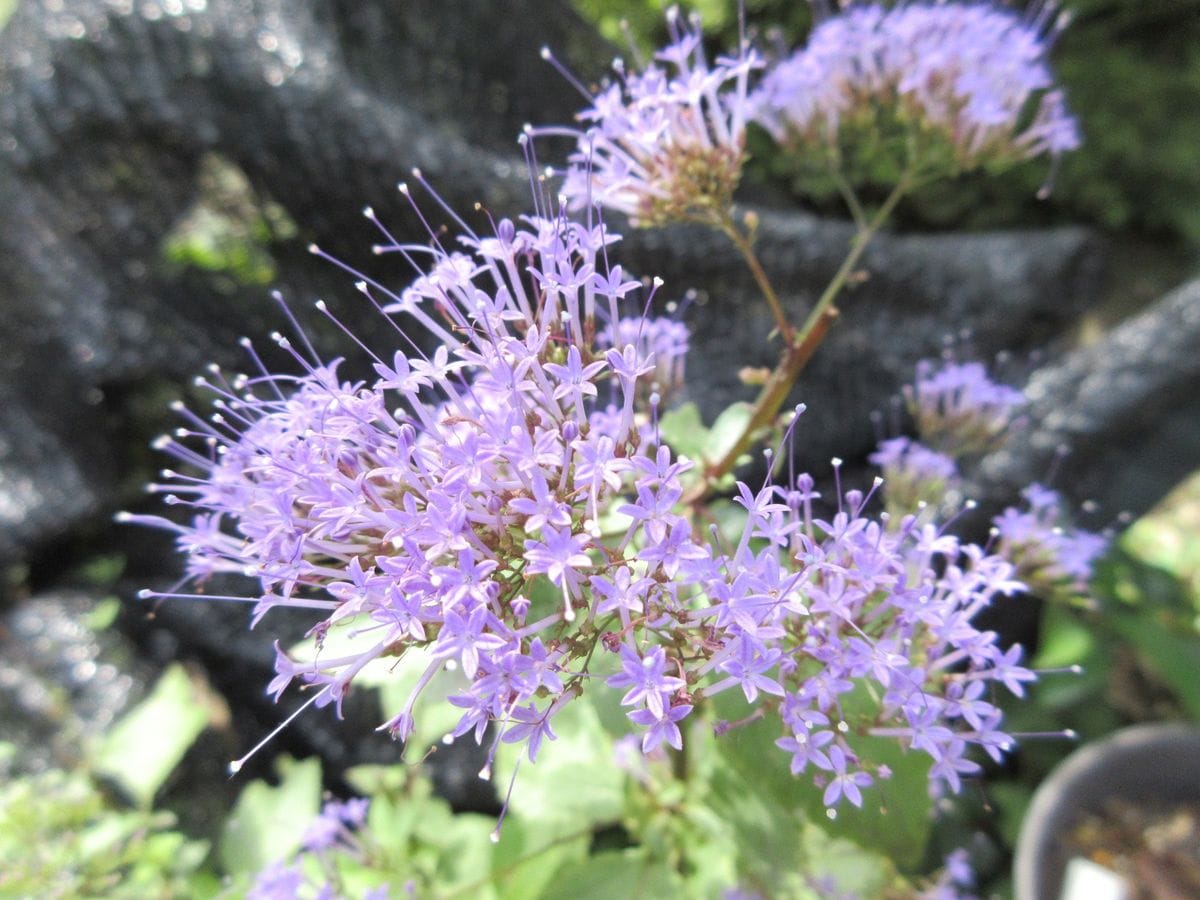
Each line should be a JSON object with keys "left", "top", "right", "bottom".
{"left": 122, "top": 188, "right": 687, "bottom": 770}
{"left": 600, "top": 314, "right": 690, "bottom": 402}
{"left": 870, "top": 435, "right": 960, "bottom": 515}
{"left": 301, "top": 797, "right": 371, "bottom": 853}
{"left": 993, "top": 483, "right": 1109, "bottom": 604}
{"left": 751, "top": 2, "right": 1080, "bottom": 182}
{"left": 126, "top": 181, "right": 1042, "bottom": 811}
{"left": 906, "top": 359, "right": 1027, "bottom": 457}
{"left": 537, "top": 6, "right": 760, "bottom": 227}
{"left": 690, "top": 469, "right": 1034, "bottom": 800}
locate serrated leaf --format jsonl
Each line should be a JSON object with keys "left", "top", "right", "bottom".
{"left": 218, "top": 756, "right": 322, "bottom": 876}
{"left": 93, "top": 664, "right": 211, "bottom": 808}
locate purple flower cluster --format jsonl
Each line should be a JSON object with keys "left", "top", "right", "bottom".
{"left": 751, "top": 2, "right": 1081, "bottom": 176}
{"left": 124, "top": 197, "right": 1064, "bottom": 809}
{"left": 124, "top": 197, "right": 690, "bottom": 769}
{"left": 537, "top": 6, "right": 760, "bottom": 227}
{"left": 870, "top": 435, "right": 960, "bottom": 514}
{"left": 600, "top": 315, "right": 690, "bottom": 402}
{"left": 874, "top": 359, "right": 1107, "bottom": 605}
{"left": 906, "top": 359, "right": 1027, "bottom": 458}
{"left": 993, "top": 484, "right": 1109, "bottom": 604}
{"left": 686, "top": 473, "right": 1034, "bottom": 802}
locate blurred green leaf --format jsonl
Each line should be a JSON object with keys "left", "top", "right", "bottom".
{"left": 703, "top": 401, "right": 755, "bottom": 468}
{"left": 711, "top": 685, "right": 933, "bottom": 872}
{"left": 372, "top": 645, "right": 466, "bottom": 759}
{"left": 83, "top": 597, "right": 121, "bottom": 632}
{"left": 659, "top": 401, "right": 708, "bottom": 463}
{"left": 1107, "top": 608, "right": 1200, "bottom": 720}
{"left": 219, "top": 755, "right": 322, "bottom": 877}
{"left": 492, "top": 818, "right": 589, "bottom": 900}
{"left": 93, "top": 663, "right": 211, "bottom": 808}
{"left": 540, "top": 848, "right": 683, "bottom": 900}
{"left": 0, "top": 766, "right": 210, "bottom": 898}
{"left": 703, "top": 704, "right": 906, "bottom": 896}
{"left": 1032, "top": 602, "right": 1097, "bottom": 670}
{"left": 1121, "top": 467, "right": 1200, "bottom": 616}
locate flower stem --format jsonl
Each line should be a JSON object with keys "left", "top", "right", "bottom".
{"left": 796, "top": 172, "right": 911, "bottom": 344}
{"left": 721, "top": 217, "right": 795, "bottom": 344}
{"left": 692, "top": 173, "right": 914, "bottom": 499}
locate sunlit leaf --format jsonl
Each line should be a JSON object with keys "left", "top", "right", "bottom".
{"left": 493, "top": 692, "right": 623, "bottom": 835}
{"left": 93, "top": 663, "right": 212, "bottom": 808}
{"left": 703, "top": 401, "right": 755, "bottom": 467}
{"left": 218, "top": 755, "right": 322, "bottom": 876}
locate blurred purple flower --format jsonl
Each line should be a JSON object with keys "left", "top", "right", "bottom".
{"left": 752, "top": 2, "right": 1080, "bottom": 178}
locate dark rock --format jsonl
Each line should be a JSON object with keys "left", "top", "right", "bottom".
{"left": 0, "top": 0, "right": 610, "bottom": 567}
{"left": 623, "top": 212, "right": 1103, "bottom": 468}
{"left": 0, "top": 591, "right": 148, "bottom": 774}
{"left": 980, "top": 276, "right": 1200, "bottom": 520}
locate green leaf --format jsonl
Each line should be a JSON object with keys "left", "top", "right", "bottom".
{"left": 218, "top": 755, "right": 322, "bottom": 876}
{"left": 988, "top": 782, "right": 1035, "bottom": 850}
{"left": 83, "top": 597, "right": 121, "bottom": 631}
{"left": 1119, "top": 467, "right": 1200, "bottom": 619}
{"left": 415, "top": 809, "right": 496, "bottom": 893}
{"left": 703, "top": 401, "right": 755, "bottom": 467}
{"left": 1108, "top": 608, "right": 1200, "bottom": 719}
{"left": 658, "top": 401, "right": 708, "bottom": 463}
{"left": 373, "top": 646, "right": 466, "bottom": 759}
{"left": 1032, "top": 602, "right": 1096, "bottom": 670}
{"left": 705, "top": 738, "right": 805, "bottom": 889}
{"left": 494, "top": 692, "right": 623, "bottom": 835}
{"left": 539, "top": 849, "right": 682, "bottom": 900}
{"left": 492, "top": 818, "right": 589, "bottom": 900}
{"left": 798, "top": 820, "right": 901, "bottom": 897}
{"left": 0, "top": 766, "right": 209, "bottom": 898}
{"left": 289, "top": 619, "right": 414, "bottom": 690}
{"left": 93, "top": 664, "right": 211, "bottom": 808}
{"left": 710, "top": 684, "right": 933, "bottom": 872}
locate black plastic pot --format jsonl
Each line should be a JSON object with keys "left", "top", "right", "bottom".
{"left": 1013, "top": 722, "right": 1200, "bottom": 900}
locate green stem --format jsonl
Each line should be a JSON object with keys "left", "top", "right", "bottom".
{"left": 692, "top": 172, "right": 915, "bottom": 498}
{"left": 722, "top": 218, "right": 796, "bottom": 344}
{"left": 796, "top": 172, "right": 912, "bottom": 342}
{"left": 832, "top": 168, "right": 868, "bottom": 232}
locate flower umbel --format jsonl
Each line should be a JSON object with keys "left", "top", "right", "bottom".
{"left": 124, "top": 190, "right": 686, "bottom": 769}
{"left": 539, "top": 6, "right": 760, "bottom": 227}
{"left": 751, "top": 1, "right": 1081, "bottom": 186}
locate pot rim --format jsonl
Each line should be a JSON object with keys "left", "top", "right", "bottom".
{"left": 1013, "top": 721, "right": 1200, "bottom": 900}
